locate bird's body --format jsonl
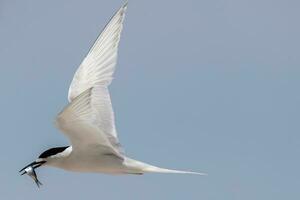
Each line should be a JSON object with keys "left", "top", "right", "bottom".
{"left": 45, "top": 146, "right": 125, "bottom": 174}
{"left": 20, "top": 3, "right": 206, "bottom": 186}
{"left": 43, "top": 146, "right": 136, "bottom": 174}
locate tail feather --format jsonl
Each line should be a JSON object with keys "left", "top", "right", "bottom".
{"left": 124, "top": 157, "right": 207, "bottom": 175}
{"left": 142, "top": 165, "right": 207, "bottom": 175}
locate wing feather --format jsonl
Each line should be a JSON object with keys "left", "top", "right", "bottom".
{"left": 56, "top": 3, "right": 128, "bottom": 155}
{"left": 68, "top": 3, "right": 127, "bottom": 101}
{"left": 56, "top": 86, "right": 123, "bottom": 156}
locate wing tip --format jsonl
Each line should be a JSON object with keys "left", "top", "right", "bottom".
{"left": 123, "top": 1, "right": 128, "bottom": 9}
{"left": 119, "top": 1, "right": 128, "bottom": 15}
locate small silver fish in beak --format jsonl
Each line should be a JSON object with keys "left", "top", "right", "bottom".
{"left": 20, "top": 166, "right": 43, "bottom": 187}
{"left": 20, "top": 160, "right": 45, "bottom": 188}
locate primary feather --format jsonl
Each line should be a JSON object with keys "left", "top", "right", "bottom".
{"left": 68, "top": 3, "right": 127, "bottom": 102}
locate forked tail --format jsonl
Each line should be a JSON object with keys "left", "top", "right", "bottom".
{"left": 125, "top": 157, "right": 207, "bottom": 175}
{"left": 142, "top": 165, "right": 207, "bottom": 175}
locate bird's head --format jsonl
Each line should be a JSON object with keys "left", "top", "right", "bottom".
{"left": 19, "top": 146, "right": 70, "bottom": 187}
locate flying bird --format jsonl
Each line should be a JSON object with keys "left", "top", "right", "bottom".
{"left": 20, "top": 3, "right": 206, "bottom": 186}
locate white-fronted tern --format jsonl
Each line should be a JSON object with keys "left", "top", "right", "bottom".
{"left": 20, "top": 2, "right": 206, "bottom": 187}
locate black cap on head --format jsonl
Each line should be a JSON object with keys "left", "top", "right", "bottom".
{"left": 38, "top": 146, "right": 69, "bottom": 158}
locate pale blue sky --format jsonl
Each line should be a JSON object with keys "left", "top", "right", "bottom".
{"left": 1, "top": 0, "right": 299, "bottom": 199}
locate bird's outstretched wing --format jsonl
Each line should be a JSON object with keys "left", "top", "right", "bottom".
{"left": 68, "top": 3, "right": 127, "bottom": 102}
{"left": 56, "top": 86, "right": 122, "bottom": 156}
{"left": 56, "top": 3, "right": 127, "bottom": 156}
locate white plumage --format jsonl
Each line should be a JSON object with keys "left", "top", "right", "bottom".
{"left": 21, "top": 3, "right": 206, "bottom": 179}
{"left": 68, "top": 3, "right": 126, "bottom": 102}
